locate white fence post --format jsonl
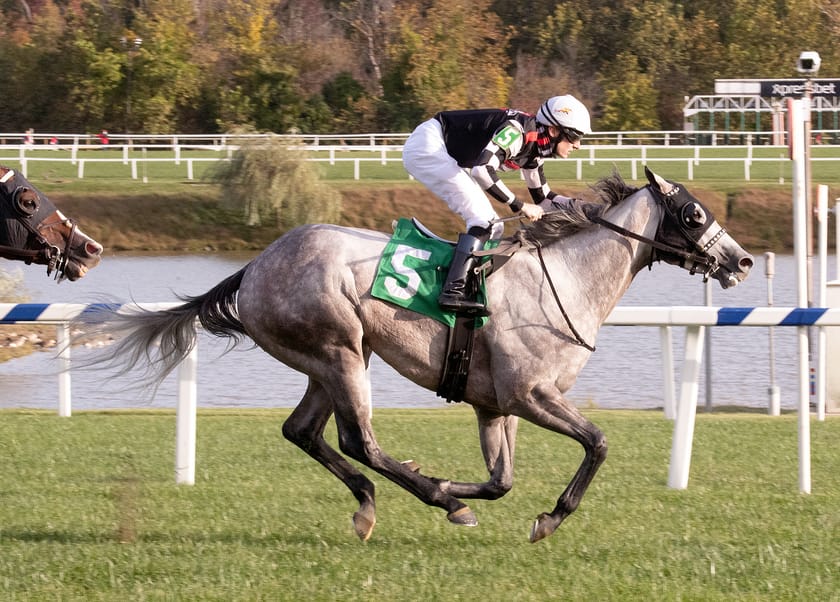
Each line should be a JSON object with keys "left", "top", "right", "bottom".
{"left": 668, "top": 325, "right": 705, "bottom": 489}
{"left": 175, "top": 343, "right": 198, "bottom": 485}
{"left": 57, "top": 323, "right": 71, "bottom": 417}
{"left": 660, "top": 325, "right": 676, "bottom": 419}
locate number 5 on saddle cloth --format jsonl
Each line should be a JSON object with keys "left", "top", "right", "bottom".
{"left": 372, "top": 218, "right": 498, "bottom": 402}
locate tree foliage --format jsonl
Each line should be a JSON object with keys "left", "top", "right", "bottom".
{"left": 207, "top": 134, "right": 342, "bottom": 229}
{"left": 0, "top": 0, "right": 837, "bottom": 133}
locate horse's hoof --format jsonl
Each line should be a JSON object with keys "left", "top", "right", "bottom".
{"left": 353, "top": 507, "right": 376, "bottom": 542}
{"left": 447, "top": 506, "right": 478, "bottom": 527}
{"left": 529, "top": 513, "right": 556, "bottom": 543}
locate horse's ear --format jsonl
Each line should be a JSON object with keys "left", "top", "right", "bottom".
{"left": 645, "top": 166, "right": 674, "bottom": 195}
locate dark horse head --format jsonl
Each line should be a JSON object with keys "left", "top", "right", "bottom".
{"left": 0, "top": 166, "right": 102, "bottom": 281}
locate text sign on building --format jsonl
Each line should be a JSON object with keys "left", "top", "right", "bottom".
{"left": 715, "top": 79, "right": 840, "bottom": 98}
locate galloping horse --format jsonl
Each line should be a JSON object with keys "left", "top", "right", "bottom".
{"left": 76, "top": 167, "right": 752, "bottom": 542}
{"left": 0, "top": 166, "right": 102, "bottom": 281}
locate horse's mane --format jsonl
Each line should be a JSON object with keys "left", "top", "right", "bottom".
{"left": 513, "top": 171, "right": 641, "bottom": 246}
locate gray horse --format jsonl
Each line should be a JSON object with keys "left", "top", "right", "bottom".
{"left": 77, "top": 167, "right": 752, "bottom": 543}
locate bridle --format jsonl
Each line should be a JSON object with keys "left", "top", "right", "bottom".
{"left": 591, "top": 183, "right": 723, "bottom": 282}
{"left": 0, "top": 211, "right": 78, "bottom": 280}
{"left": 0, "top": 179, "right": 78, "bottom": 280}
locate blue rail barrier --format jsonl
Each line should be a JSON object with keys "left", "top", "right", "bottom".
{"left": 2, "top": 303, "right": 837, "bottom": 489}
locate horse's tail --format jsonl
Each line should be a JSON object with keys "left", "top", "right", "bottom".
{"left": 73, "top": 265, "right": 249, "bottom": 390}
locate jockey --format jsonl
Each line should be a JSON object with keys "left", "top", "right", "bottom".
{"left": 403, "top": 94, "right": 592, "bottom": 315}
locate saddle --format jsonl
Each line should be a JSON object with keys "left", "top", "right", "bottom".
{"left": 372, "top": 218, "right": 529, "bottom": 403}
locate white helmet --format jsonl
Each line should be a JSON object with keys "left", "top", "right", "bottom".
{"left": 536, "top": 95, "right": 592, "bottom": 135}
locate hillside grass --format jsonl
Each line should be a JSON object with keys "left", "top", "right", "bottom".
{"left": 0, "top": 408, "right": 837, "bottom": 601}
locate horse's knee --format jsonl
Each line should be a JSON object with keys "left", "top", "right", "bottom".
{"left": 591, "top": 431, "right": 608, "bottom": 464}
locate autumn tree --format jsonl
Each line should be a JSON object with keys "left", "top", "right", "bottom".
{"left": 381, "top": 0, "right": 512, "bottom": 130}
{"left": 0, "top": 0, "right": 838, "bottom": 134}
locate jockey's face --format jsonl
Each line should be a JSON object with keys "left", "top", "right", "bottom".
{"left": 548, "top": 125, "right": 582, "bottom": 158}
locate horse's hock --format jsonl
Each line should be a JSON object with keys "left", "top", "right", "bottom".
{"left": 827, "top": 281, "right": 840, "bottom": 413}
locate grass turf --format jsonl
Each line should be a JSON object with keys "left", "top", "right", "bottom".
{"left": 1, "top": 408, "right": 837, "bottom": 600}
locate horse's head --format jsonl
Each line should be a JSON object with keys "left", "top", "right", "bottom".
{"left": 645, "top": 166, "right": 753, "bottom": 289}
{"left": 0, "top": 166, "right": 103, "bottom": 281}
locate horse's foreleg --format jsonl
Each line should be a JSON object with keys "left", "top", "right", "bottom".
{"left": 513, "top": 389, "right": 607, "bottom": 543}
{"left": 433, "top": 408, "right": 518, "bottom": 500}
{"left": 281, "top": 379, "right": 377, "bottom": 541}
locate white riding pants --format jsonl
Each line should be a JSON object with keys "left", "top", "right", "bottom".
{"left": 403, "top": 118, "right": 503, "bottom": 239}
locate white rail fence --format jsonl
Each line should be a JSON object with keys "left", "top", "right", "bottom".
{"left": 5, "top": 130, "right": 840, "bottom": 147}
{"left": 1, "top": 303, "right": 838, "bottom": 491}
{"left": 2, "top": 132, "right": 840, "bottom": 182}
{"left": 4, "top": 145, "right": 839, "bottom": 183}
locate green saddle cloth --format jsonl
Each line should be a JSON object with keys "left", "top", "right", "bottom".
{"left": 372, "top": 218, "right": 492, "bottom": 327}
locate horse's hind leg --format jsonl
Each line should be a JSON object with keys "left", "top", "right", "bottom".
{"left": 281, "top": 379, "right": 378, "bottom": 541}
{"left": 326, "top": 366, "right": 478, "bottom": 528}
{"left": 431, "top": 408, "right": 518, "bottom": 500}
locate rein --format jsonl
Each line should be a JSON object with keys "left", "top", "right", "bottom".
{"left": 485, "top": 190, "right": 723, "bottom": 353}
{"left": 0, "top": 244, "right": 46, "bottom": 262}
{"left": 482, "top": 215, "right": 598, "bottom": 351}
{"left": 533, "top": 242, "right": 596, "bottom": 352}
{"left": 590, "top": 214, "right": 719, "bottom": 279}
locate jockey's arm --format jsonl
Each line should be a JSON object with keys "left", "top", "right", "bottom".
{"left": 470, "top": 121, "right": 529, "bottom": 212}
{"left": 521, "top": 161, "right": 571, "bottom": 208}
{"left": 470, "top": 148, "right": 524, "bottom": 212}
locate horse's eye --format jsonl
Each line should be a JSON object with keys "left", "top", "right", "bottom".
{"left": 681, "top": 203, "right": 707, "bottom": 228}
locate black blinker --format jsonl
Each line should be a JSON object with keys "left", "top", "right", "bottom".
{"left": 13, "top": 186, "right": 40, "bottom": 217}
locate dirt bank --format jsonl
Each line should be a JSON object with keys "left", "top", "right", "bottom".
{"left": 48, "top": 183, "right": 805, "bottom": 255}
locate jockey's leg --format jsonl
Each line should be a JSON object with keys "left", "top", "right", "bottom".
{"left": 438, "top": 226, "right": 491, "bottom": 316}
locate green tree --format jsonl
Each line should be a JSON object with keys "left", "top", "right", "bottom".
{"left": 40, "top": 0, "right": 125, "bottom": 132}
{"left": 126, "top": 0, "right": 203, "bottom": 133}
{"left": 598, "top": 52, "right": 661, "bottom": 131}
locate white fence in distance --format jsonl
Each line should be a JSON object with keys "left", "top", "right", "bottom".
{"left": 2, "top": 130, "right": 840, "bottom": 182}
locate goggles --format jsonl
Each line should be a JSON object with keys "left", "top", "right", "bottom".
{"left": 560, "top": 127, "right": 584, "bottom": 143}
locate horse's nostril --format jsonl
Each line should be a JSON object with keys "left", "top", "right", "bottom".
{"left": 739, "top": 256, "right": 754, "bottom": 270}
{"left": 86, "top": 241, "right": 103, "bottom": 256}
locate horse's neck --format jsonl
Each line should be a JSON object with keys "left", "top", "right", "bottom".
{"left": 603, "top": 191, "right": 661, "bottom": 275}
{"left": 544, "top": 193, "right": 660, "bottom": 323}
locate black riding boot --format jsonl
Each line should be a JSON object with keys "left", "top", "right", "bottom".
{"left": 438, "top": 231, "right": 490, "bottom": 315}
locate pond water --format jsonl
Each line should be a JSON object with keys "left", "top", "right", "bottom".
{"left": 0, "top": 250, "right": 836, "bottom": 412}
